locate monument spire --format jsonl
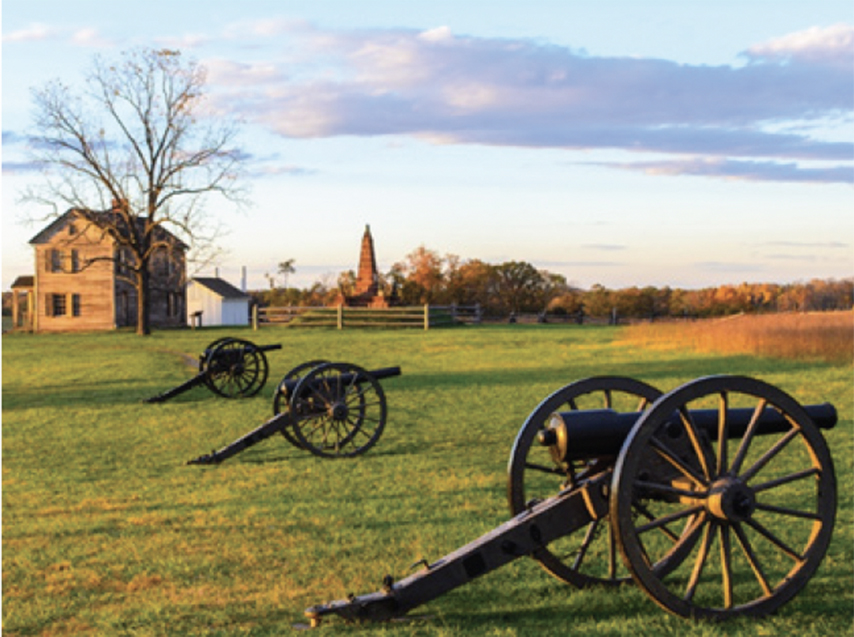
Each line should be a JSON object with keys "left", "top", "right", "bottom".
{"left": 355, "top": 224, "right": 378, "bottom": 297}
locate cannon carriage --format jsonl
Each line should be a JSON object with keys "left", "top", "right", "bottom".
{"left": 304, "top": 375, "right": 837, "bottom": 625}
{"left": 188, "top": 361, "right": 402, "bottom": 463}
{"left": 144, "top": 337, "right": 282, "bottom": 403}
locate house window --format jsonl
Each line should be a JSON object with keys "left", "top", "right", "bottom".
{"left": 71, "top": 250, "right": 80, "bottom": 273}
{"left": 49, "top": 249, "right": 62, "bottom": 272}
{"left": 116, "top": 248, "right": 134, "bottom": 276}
{"left": 72, "top": 294, "right": 81, "bottom": 317}
{"left": 167, "top": 292, "right": 181, "bottom": 317}
{"left": 51, "top": 294, "right": 67, "bottom": 316}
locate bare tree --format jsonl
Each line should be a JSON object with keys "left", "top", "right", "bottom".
{"left": 24, "top": 48, "right": 246, "bottom": 335}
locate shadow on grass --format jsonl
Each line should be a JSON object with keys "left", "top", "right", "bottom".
{"left": 3, "top": 351, "right": 828, "bottom": 412}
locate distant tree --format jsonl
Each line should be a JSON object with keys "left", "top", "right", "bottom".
{"left": 24, "top": 48, "right": 246, "bottom": 334}
{"left": 454, "top": 259, "right": 496, "bottom": 308}
{"left": 337, "top": 270, "right": 357, "bottom": 298}
{"left": 548, "top": 288, "right": 585, "bottom": 316}
{"left": 392, "top": 246, "right": 445, "bottom": 304}
{"left": 492, "top": 261, "right": 547, "bottom": 314}
{"left": 278, "top": 259, "right": 296, "bottom": 288}
{"left": 583, "top": 284, "right": 613, "bottom": 318}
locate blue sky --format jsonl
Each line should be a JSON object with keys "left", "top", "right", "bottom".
{"left": 3, "top": 0, "right": 853, "bottom": 292}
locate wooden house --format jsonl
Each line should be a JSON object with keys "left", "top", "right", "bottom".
{"left": 15, "top": 207, "right": 187, "bottom": 332}
{"left": 186, "top": 277, "right": 250, "bottom": 327}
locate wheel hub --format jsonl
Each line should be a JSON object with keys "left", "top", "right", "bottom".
{"left": 707, "top": 477, "right": 756, "bottom": 523}
{"left": 329, "top": 401, "right": 349, "bottom": 421}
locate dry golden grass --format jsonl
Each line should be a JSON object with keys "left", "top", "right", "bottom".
{"left": 622, "top": 310, "right": 853, "bottom": 365}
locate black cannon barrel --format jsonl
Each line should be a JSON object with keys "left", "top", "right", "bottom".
{"left": 543, "top": 403, "right": 837, "bottom": 461}
{"left": 279, "top": 366, "right": 402, "bottom": 398}
{"left": 203, "top": 342, "right": 282, "bottom": 357}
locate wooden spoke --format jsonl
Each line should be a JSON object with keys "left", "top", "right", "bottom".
{"left": 650, "top": 436, "right": 708, "bottom": 488}
{"left": 729, "top": 398, "right": 767, "bottom": 476}
{"left": 685, "top": 519, "right": 716, "bottom": 602}
{"left": 739, "top": 428, "right": 799, "bottom": 483}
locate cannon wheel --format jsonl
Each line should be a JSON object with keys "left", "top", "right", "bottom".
{"left": 273, "top": 360, "right": 330, "bottom": 449}
{"left": 611, "top": 375, "right": 836, "bottom": 619}
{"left": 199, "top": 337, "right": 235, "bottom": 372}
{"left": 205, "top": 338, "right": 270, "bottom": 399}
{"left": 289, "top": 362, "right": 387, "bottom": 458}
{"left": 507, "top": 376, "right": 666, "bottom": 588}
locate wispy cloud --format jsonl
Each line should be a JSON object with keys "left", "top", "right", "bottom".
{"left": 70, "top": 28, "right": 113, "bottom": 48}
{"left": 744, "top": 23, "right": 854, "bottom": 66}
{"left": 208, "top": 22, "right": 853, "bottom": 183}
{"left": 760, "top": 240, "right": 849, "bottom": 249}
{"left": 2, "top": 160, "right": 42, "bottom": 175}
{"left": 537, "top": 260, "right": 627, "bottom": 269}
{"left": 581, "top": 244, "right": 627, "bottom": 252}
{"left": 2, "top": 22, "right": 57, "bottom": 42}
{"left": 250, "top": 164, "right": 317, "bottom": 178}
{"left": 3, "top": 22, "right": 113, "bottom": 47}
{"left": 595, "top": 157, "right": 853, "bottom": 183}
{"left": 696, "top": 261, "right": 765, "bottom": 273}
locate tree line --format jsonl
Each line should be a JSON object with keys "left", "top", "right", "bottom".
{"left": 251, "top": 246, "right": 853, "bottom": 320}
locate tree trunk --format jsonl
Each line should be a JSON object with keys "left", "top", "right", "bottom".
{"left": 136, "top": 266, "right": 151, "bottom": 336}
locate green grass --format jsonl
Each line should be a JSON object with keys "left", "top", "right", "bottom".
{"left": 3, "top": 325, "right": 852, "bottom": 635}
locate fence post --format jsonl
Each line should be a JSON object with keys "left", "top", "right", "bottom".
{"left": 252, "top": 304, "right": 258, "bottom": 330}
{"left": 424, "top": 304, "right": 430, "bottom": 330}
{"left": 337, "top": 304, "right": 344, "bottom": 330}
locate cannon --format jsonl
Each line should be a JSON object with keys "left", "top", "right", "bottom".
{"left": 187, "top": 361, "right": 402, "bottom": 463}
{"left": 303, "top": 375, "right": 837, "bottom": 626}
{"left": 144, "top": 337, "right": 281, "bottom": 403}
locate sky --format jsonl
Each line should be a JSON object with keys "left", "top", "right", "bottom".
{"left": 2, "top": 0, "right": 853, "bottom": 292}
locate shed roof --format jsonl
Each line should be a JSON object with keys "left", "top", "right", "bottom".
{"left": 190, "top": 277, "right": 249, "bottom": 299}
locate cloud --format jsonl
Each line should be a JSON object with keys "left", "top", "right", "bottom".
{"left": 745, "top": 23, "right": 854, "bottom": 67}
{"left": 2, "top": 160, "right": 42, "bottom": 175}
{"left": 212, "top": 24, "right": 853, "bottom": 164}
{"left": 70, "top": 28, "right": 113, "bottom": 48}
{"left": 594, "top": 157, "right": 854, "bottom": 184}
{"left": 696, "top": 261, "right": 765, "bottom": 273}
{"left": 760, "top": 240, "right": 849, "bottom": 249}
{"left": 205, "top": 58, "right": 284, "bottom": 86}
{"left": 581, "top": 244, "right": 627, "bottom": 252}
{"left": 250, "top": 164, "right": 318, "bottom": 178}
{"left": 3, "top": 22, "right": 113, "bottom": 47}
{"left": 3, "top": 131, "right": 28, "bottom": 145}
{"left": 155, "top": 33, "right": 214, "bottom": 50}
{"left": 2, "top": 23, "right": 57, "bottom": 42}
{"left": 537, "top": 260, "right": 626, "bottom": 269}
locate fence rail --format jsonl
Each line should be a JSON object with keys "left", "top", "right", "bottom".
{"left": 252, "top": 304, "right": 481, "bottom": 330}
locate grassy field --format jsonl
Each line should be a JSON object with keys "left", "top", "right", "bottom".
{"left": 622, "top": 311, "right": 853, "bottom": 366}
{"left": 2, "top": 323, "right": 852, "bottom": 635}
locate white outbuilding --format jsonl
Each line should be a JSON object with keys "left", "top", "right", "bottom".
{"left": 186, "top": 277, "right": 250, "bottom": 327}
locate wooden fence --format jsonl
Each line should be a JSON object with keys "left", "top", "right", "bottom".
{"left": 252, "top": 304, "right": 481, "bottom": 330}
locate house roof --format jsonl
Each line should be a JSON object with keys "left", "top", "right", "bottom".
{"left": 30, "top": 207, "right": 188, "bottom": 250}
{"left": 190, "top": 277, "right": 249, "bottom": 299}
{"left": 11, "top": 275, "right": 34, "bottom": 289}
